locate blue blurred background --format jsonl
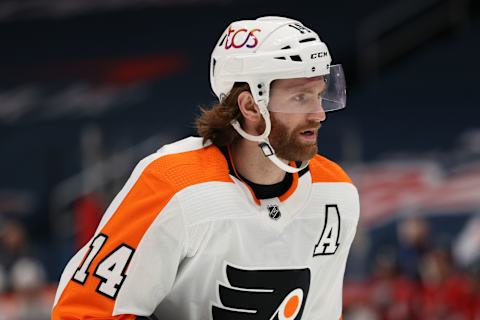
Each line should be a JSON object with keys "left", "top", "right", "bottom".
{"left": 0, "top": 0, "right": 479, "bottom": 319}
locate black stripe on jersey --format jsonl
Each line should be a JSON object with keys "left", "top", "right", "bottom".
{"left": 297, "top": 161, "right": 309, "bottom": 177}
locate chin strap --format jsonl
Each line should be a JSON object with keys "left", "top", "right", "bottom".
{"left": 257, "top": 142, "right": 309, "bottom": 173}
{"left": 230, "top": 101, "right": 309, "bottom": 174}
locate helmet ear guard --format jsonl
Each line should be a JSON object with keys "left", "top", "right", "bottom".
{"left": 210, "top": 16, "right": 345, "bottom": 173}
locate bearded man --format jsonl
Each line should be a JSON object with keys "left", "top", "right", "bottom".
{"left": 52, "top": 16, "right": 360, "bottom": 320}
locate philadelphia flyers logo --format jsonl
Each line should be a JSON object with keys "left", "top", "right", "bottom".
{"left": 212, "top": 263, "right": 311, "bottom": 319}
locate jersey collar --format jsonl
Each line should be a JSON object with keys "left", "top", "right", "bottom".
{"left": 219, "top": 145, "right": 309, "bottom": 205}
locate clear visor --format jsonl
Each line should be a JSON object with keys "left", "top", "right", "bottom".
{"left": 267, "top": 64, "right": 346, "bottom": 114}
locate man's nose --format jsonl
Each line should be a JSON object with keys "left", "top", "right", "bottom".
{"left": 306, "top": 104, "right": 326, "bottom": 122}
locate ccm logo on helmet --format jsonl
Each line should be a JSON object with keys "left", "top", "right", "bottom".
{"left": 311, "top": 52, "right": 328, "bottom": 59}
{"left": 225, "top": 26, "right": 261, "bottom": 49}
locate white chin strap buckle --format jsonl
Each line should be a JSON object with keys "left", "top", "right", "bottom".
{"left": 258, "top": 141, "right": 308, "bottom": 174}
{"left": 258, "top": 142, "right": 274, "bottom": 157}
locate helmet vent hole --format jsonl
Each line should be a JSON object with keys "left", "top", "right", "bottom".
{"left": 299, "top": 37, "right": 316, "bottom": 43}
{"left": 274, "top": 56, "right": 286, "bottom": 60}
{"left": 212, "top": 59, "right": 217, "bottom": 76}
{"left": 290, "top": 55, "right": 302, "bottom": 62}
{"left": 281, "top": 45, "right": 291, "bottom": 50}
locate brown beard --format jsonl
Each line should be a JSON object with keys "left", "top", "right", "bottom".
{"left": 268, "top": 117, "right": 319, "bottom": 161}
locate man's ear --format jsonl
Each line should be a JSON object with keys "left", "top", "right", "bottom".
{"left": 237, "top": 91, "right": 261, "bottom": 122}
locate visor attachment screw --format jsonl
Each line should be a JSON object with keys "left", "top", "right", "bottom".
{"left": 258, "top": 83, "right": 264, "bottom": 96}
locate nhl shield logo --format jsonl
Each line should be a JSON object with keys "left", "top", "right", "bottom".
{"left": 267, "top": 204, "right": 281, "bottom": 220}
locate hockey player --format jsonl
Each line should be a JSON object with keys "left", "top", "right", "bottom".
{"left": 52, "top": 16, "right": 359, "bottom": 320}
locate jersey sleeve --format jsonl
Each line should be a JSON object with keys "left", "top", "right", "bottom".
{"left": 51, "top": 155, "right": 188, "bottom": 319}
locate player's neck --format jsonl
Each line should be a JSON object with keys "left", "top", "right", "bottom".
{"left": 230, "top": 139, "right": 287, "bottom": 185}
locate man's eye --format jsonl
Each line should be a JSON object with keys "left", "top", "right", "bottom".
{"left": 294, "top": 94, "right": 306, "bottom": 102}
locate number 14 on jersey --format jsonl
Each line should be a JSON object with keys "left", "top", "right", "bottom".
{"left": 72, "top": 234, "right": 135, "bottom": 299}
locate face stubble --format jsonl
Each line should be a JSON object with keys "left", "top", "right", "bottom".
{"left": 268, "top": 115, "right": 320, "bottom": 162}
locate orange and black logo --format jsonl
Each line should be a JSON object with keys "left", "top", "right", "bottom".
{"left": 212, "top": 264, "right": 311, "bottom": 320}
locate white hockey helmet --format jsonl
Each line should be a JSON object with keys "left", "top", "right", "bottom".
{"left": 210, "top": 16, "right": 346, "bottom": 173}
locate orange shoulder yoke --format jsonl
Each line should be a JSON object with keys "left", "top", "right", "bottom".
{"left": 309, "top": 154, "right": 352, "bottom": 184}
{"left": 52, "top": 144, "right": 231, "bottom": 320}
{"left": 144, "top": 143, "right": 232, "bottom": 191}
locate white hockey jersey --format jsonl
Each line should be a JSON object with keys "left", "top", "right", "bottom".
{"left": 52, "top": 136, "right": 359, "bottom": 320}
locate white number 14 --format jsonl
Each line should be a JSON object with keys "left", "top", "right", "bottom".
{"left": 72, "top": 233, "right": 134, "bottom": 299}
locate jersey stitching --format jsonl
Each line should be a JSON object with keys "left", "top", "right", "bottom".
{"left": 174, "top": 193, "right": 191, "bottom": 257}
